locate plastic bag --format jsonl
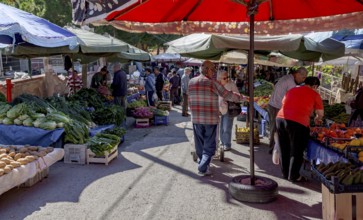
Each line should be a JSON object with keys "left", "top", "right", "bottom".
{"left": 272, "top": 133, "right": 280, "bottom": 165}
{"left": 152, "top": 92, "right": 158, "bottom": 101}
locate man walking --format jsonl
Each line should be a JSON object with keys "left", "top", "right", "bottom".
{"left": 181, "top": 67, "right": 192, "bottom": 116}
{"left": 189, "top": 60, "right": 246, "bottom": 176}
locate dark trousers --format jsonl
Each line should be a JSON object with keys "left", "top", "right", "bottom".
{"left": 193, "top": 124, "right": 218, "bottom": 173}
{"left": 170, "top": 87, "right": 179, "bottom": 105}
{"left": 348, "top": 109, "right": 363, "bottom": 126}
{"left": 156, "top": 90, "right": 163, "bottom": 101}
{"left": 146, "top": 91, "right": 155, "bottom": 106}
{"left": 267, "top": 104, "right": 279, "bottom": 149}
{"left": 276, "top": 118, "right": 309, "bottom": 181}
{"left": 182, "top": 93, "right": 189, "bottom": 114}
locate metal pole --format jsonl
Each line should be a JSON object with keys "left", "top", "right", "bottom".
{"left": 248, "top": 8, "right": 255, "bottom": 185}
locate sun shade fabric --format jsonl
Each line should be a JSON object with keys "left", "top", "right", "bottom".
{"left": 0, "top": 3, "right": 77, "bottom": 48}
{"left": 73, "top": 0, "right": 363, "bottom": 35}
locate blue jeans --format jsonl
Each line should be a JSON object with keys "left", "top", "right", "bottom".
{"left": 193, "top": 124, "right": 217, "bottom": 173}
{"left": 220, "top": 114, "right": 234, "bottom": 148}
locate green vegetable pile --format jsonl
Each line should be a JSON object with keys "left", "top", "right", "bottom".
{"left": 87, "top": 132, "right": 121, "bottom": 156}
{"left": 92, "top": 104, "right": 125, "bottom": 126}
{"left": 253, "top": 80, "right": 274, "bottom": 97}
{"left": 324, "top": 103, "right": 346, "bottom": 121}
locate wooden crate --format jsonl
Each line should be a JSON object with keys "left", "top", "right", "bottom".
{"left": 135, "top": 118, "right": 150, "bottom": 128}
{"left": 87, "top": 144, "right": 118, "bottom": 165}
{"left": 322, "top": 184, "right": 363, "bottom": 220}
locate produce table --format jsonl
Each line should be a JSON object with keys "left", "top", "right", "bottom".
{"left": 127, "top": 92, "right": 140, "bottom": 103}
{"left": 0, "top": 147, "right": 64, "bottom": 195}
{"left": 306, "top": 140, "right": 348, "bottom": 164}
{"left": 0, "top": 125, "right": 64, "bottom": 147}
{"left": 253, "top": 102, "right": 269, "bottom": 122}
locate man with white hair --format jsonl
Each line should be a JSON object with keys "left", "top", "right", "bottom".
{"left": 181, "top": 67, "right": 192, "bottom": 116}
{"left": 111, "top": 62, "right": 127, "bottom": 109}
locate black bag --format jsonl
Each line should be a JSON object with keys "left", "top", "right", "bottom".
{"left": 227, "top": 101, "right": 242, "bottom": 117}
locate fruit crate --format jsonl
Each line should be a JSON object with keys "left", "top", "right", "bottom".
{"left": 322, "top": 184, "right": 363, "bottom": 220}
{"left": 154, "top": 115, "right": 169, "bottom": 126}
{"left": 20, "top": 167, "right": 49, "bottom": 187}
{"left": 235, "top": 125, "right": 259, "bottom": 145}
{"left": 64, "top": 144, "right": 87, "bottom": 165}
{"left": 344, "top": 146, "right": 363, "bottom": 165}
{"left": 156, "top": 101, "right": 172, "bottom": 111}
{"left": 135, "top": 118, "right": 150, "bottom": 128}
{"left": 87, "top": 144, "right": 118, "bottom": 165}
{"left": 311, "top": 164, "right": 363, "bottom": 194}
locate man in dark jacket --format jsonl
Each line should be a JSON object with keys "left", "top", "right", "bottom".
{"left": 154, "top": 66, "right": 164, "bottom": 101}
{"left": 111, "top": 63, "right": 127, "bottom": 109}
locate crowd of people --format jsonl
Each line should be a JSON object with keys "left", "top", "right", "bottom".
{"left": 66, "top": 60, "right": 330, "bottom": 181}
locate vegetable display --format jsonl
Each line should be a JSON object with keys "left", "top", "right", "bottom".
{"left": 87, "top": 132, "right": 120, "bottom": 156}
{"left": 132, "top": 107, "right": 154, "bottom": 118}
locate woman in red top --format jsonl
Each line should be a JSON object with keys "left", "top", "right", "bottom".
{"left": 276, "top": 76, "right": 324, "bottom": 182}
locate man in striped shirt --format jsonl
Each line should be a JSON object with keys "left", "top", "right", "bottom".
{"left": 66, "top": 70, "right": 82, "bottom": 96}
{"left": 189, "top": 60, "right": 246, "bottom": 176}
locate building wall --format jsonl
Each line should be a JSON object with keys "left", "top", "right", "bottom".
{"left": 0, "top": 72, "right": 68, "bottom": 100}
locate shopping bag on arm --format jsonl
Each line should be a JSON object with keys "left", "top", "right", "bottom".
{"left": 227, "top": 101, "right": 242, "bottom": 117}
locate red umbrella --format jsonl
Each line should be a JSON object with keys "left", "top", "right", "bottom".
{"left": 74, "top": 0, "right": 363, "bottom": 35}
{"left": 72, "top": 0, "right": 363, "bottom": 200}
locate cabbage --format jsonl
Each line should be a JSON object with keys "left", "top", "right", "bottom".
{"left": 18, "top": 114, "right": 29, "bottom": 121}
{"left": 39, "top": 121, "right": 57, "bottom": 130}
{"left": 3, "top": 117, "right": 14, "bottom": 125}
{"left": 6, "top": 103, "right": 27, "bottom": 119}
{"left": 23, "top": 118, "right": 33, "bottom": 127}
{"left": 33, "top": 117, "right": 47, "bottom": 128}
{"left": 14, "top": 118, "right": 23, "bottom": 125}
{"left": 56, "top": 122, "right": 64, "bottom": 128}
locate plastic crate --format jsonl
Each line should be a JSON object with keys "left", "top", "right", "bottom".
{"left": 154, "top": 115, "right": 169, "bottom": 126}
{"left": 135, "top": 118, "right": 150, "bottom": 128}
{"left": 64, "top": 144, "right": 87, "bottom": 165}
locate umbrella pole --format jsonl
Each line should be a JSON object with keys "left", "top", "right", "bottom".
{"left": 248, "top": 9, "right": 255, "bottom": 185}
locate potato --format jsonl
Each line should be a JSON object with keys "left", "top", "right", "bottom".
{"left": 0, "top": 149, "right": 6, "bottom": 154}
{"left": 24, "top": 152, "right": 30, "bottom": 156}
{"left": 14, "top": 153, "right": 23, "bottom": 161}
{"left": 1, "top": 158, "right": 11, "bottom": 165}
{"left": 0, "top": 161, "right": 6, "bottom": 168}
{"left": 25, "top": 155, "right": 36, "bottom": 162}
{"left": 5, "top": 164, "right": 13, "bottom": 170}
{"left": 46, "top": 147, "right": 54, "bottom": 153}
{"left": 0, "top": 168, "right": 4, "bottom": 176}
{"left": 17, "top": 158, "right": 28, "bottom": 165}
{"left": 28, "top": 146, "right": 39, "bottom": 151}
{"left": 4, "top": 165, "right": 12, "bottom": 174}
{"left": 0, "top": 153, "right": 7, "bottom": 159}
{"left": 8, "top": 151, "right": 16, "bottom": 158}
{"left": 10, "top": 161, "right": 21, "bottom": 168}
{"left": 38, "top": 151, "right": 47, "bottom": 157}
{"left": 19, "top": 147, "right": 28, "bottom": 153}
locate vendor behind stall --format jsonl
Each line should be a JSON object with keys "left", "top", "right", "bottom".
{"left": 91, "top": 66, "right": 108, "bottom": 89}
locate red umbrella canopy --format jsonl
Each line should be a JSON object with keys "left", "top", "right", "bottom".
{"left": 73, "top": 0, "right": 363, "bottom": 35}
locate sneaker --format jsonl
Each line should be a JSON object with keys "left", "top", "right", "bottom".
{"left": 223, "top": 146, "right": 231, "bottom": 151}
{"left": 197, "top": 167, "right": 212, "bottom": 176}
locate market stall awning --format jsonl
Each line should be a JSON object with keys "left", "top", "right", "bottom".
{"left": 64, "top": 26, "right": 150, "bottom": 63}
{"left": 0, "top": 3, "right": 77, "bottom": 48}
{"left": 165, "top": 33, "right": 345, "bottom": 62}
{"left": 152, "top": 53, "right": 186, "bottom": 62}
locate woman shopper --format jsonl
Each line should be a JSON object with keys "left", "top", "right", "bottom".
{"left": 218, "top": 70, "right": 239, "bottom": 151}
{"left": 276, "top": 76, "right": 324, "bottom": 182}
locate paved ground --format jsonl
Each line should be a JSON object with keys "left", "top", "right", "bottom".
{"left": 0, "top": 106, "right": 322, "bottom": 220}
